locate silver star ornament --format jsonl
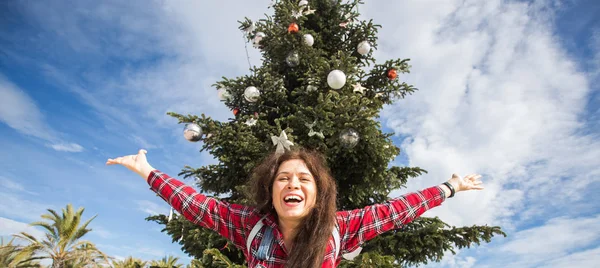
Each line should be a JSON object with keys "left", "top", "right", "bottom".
{"left": 245, "top": 118, "right": 258, "bottom": 126}
{"left": 304, "top": 7, "right": 316, "bottom": 15}
{"left": 292, "top": 9, "right": 304, "bottom": 19}
{"left": 305, "top": 120, "right": 324, "bottom": 139}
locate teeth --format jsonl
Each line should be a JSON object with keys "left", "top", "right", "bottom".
{"left": 284, "top": 196, "right": 302, "bottom": 201}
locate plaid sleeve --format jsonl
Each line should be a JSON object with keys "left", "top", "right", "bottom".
{"left": 147, "top": 170, "right": 253, "bottom": 250}
{"left": 336, "top": 186, "right": 446, "bottom": 254}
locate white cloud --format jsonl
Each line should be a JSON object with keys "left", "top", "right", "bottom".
{"left": 97, "top": 243, "right": 171, "bottom": 260}
{"left": 359, "top": 0, "right": 600, "bottom": 266}
{"left": 541, "top": 246, "right": 600, "bottom": 268}
{"left": 112, "top": 255, "right": 126, "bottom": 262}
{"left": 0, "top": 176, "right": 25, "bottom": 192}
{"left": 50, "top": 142, "right": 84, "bottom": 152}
{"left": 135, "top": 200, "right": 169, "bottom": 216}
{"left": 436, "top": 250, "right": 477, "bottom": 268}
{"left": 0, "top": 74, "right": 55, "bottom": 141}
{"left": 4, "top": 0, "right": 268, "bottom": 182}
{"left": 131, "top": 135, "right": 157, "bottom": 150}
{"left": 0, "top": 176, "right": 38, "bottom": 195}
{"left": 89, "top": 226, "right": 114, "bottom": 239}
{"left": 468, "top": 216, "right": 600, "bottom": 267}
{"left": 17, "top": 0, "right": 270, "bottom": 130}
{"left": 370, "top": 0, "right": 599, "bottom": 227}
{"left": 0, "top": 192, "right": 53, "bottom": 222}
{"left": 0, "top": 74, "right": 84, "bottom": 152}
{"left": 0, "top": 217, "right": 45, "bottom": 241}
{"left": 499, "top": 215, "right": 600, "bottom": 257}
{"left": 591, "top": 29, "right": 600, "bottom": 78}
{"left": 136, "top": 247, "right": 169, "bottom": 258}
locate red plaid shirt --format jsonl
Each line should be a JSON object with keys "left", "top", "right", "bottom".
{"left": 148, "top": 170, "right": 446, "bottom": 267}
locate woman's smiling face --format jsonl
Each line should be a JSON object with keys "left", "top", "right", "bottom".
{"left": 272, "top": 159, "right": 317, "bottom": 222}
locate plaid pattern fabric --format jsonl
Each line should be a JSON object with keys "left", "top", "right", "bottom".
{"left": 148, "top": 170, "right": 446, "bottom": 268}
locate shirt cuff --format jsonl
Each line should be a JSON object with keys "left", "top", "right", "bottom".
{"left": 147, "top": 169, "right": 165, "bottom": 187}
{"left": 435, "top": 185, "right": 447, "bottom": 201}
{"left": 147, "top": 169, "right": 169, "bottom": 202}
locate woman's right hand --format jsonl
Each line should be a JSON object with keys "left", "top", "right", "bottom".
{"left": 106, "top": 149, "right": 155, "bottom": 180}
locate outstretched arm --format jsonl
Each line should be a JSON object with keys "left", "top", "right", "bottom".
{"left": 106, "top": 149, "right": 155, "bottom": 182}
{"left": 337, "top": 174, "right": 484, "bottom": 255}
{"left": 106, "top": 149, "right": 254, "bottom": 250}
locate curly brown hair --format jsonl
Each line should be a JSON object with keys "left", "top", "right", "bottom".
{"left": 248, "top": 148, "right": 338, "bottom": 268}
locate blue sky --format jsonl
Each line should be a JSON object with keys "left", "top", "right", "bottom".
{"left": 1, "top": 0, "right": 598, "bottom": 267}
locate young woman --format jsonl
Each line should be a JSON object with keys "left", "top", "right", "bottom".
{"left": 106, "top": 148, "right": 483, "bottom": 268}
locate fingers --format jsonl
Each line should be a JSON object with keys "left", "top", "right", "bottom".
{"left": 471, "top": 175, "right": 483, "bottom": 184}
{"left": 467, "top": 174, "right": 484, "bottom": 190}
{"left": 453, "top": 174, "right": 482, "bottom": 180}
{"left": 464, "top": 174, "right": 481, "bottom": 180}
{"left": 106, "top": 149, "right": 147, "bottom": 166}
{"left": 105, "top": 157, "right": 123, "bottom": 165}
{"left": 450, "top": 173, "right": 485, "bottom": 192}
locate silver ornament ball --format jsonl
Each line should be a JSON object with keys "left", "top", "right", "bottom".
{"left": 286, "top": 52, "right": 300, "bottom": 67}
{"left": 217, "top": 88, "right": 231, "bottom": 101}
{"left": 339, "top": 128, "right": 360, "bottom": 148}
{"left": 183, "top": 123, "right": 202, "bottom": 142}
{"left": 244, "top": 86, "right": 260, "bottom": 102}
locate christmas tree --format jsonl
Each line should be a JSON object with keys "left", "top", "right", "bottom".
{"left": 147, "top": 0, "right": 506, "bottom": 267}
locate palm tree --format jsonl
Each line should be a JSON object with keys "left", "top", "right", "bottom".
{"left": 13, "top": 204, "right": 110, "bottom": 268}
{"left": 186, "top": 259, "right": 202, "bottom": 268}
{"left": 62, "top": 242, "right": 114, "bottom": 268}
{"left": 149, "top": 255, "right": 183, "bottom": 268}
{"left": 112, "top": 256, "right": 148, "bottom": 268}
{"left": 0, "top": 237, "right": 42, "bottom": 267}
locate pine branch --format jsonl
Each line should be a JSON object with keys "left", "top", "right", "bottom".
{"left": 341, "top": 217, "right": 507, "bottom": 267}
{"left": 145, "top": 215, "right": 246, "bottom": 266}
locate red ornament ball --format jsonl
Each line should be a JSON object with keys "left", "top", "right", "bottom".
{"left": 233, "top": 108, "right": 240, "bottom": 116}
{"left": 387, "top": 68, "right": 398, "bottom": 80}
{"left": 288, "top": 22, "right": 299, "bottom": 34}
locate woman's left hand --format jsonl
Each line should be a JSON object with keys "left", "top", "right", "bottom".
{"left": 448, "top": 173, "right": 484, "bottom": 193}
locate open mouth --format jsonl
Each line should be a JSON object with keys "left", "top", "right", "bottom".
{"left": 283, "top": 194, "right": 304, "bottom": 204}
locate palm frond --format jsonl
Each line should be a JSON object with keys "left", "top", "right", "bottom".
{"left": 12, "top": 204, "right": 106, "bottom": 268}
{"left": 41, "top": 208, "right": 61, "bottom": 223}
{"left": 71, "top": 215, "right": 96, "bottom": 244}
{"left": 29, "top": 221, "right": 58, "bottom": 240}
{"left": 69, "top": 240, "right": 112, "bottom": 266}
{"left": 14, "top": 232, "right": 40, "bottom": 244}
{"left": 13, "top": 244, "right": 45, "bottom": 263}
